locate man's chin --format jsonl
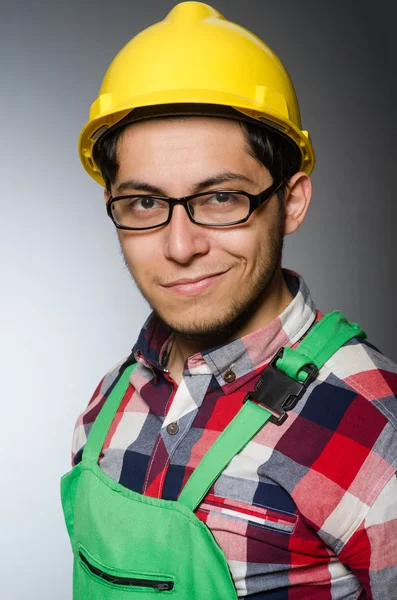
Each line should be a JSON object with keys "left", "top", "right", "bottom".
{"left": 154, "top": 305, "right": 253, "bottom": 344}
{"left": 159, "top": 315, "right": 229, "bottom": 339}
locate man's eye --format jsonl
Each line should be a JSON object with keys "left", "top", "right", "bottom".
{"left": 139, "top": 198, "right": 156, "bottom": 210}
{"left": 128, "top": 197, "right": 159, "bottom": 210}
{"left": 209, "top": 192, "right": 233, "bottom": 203}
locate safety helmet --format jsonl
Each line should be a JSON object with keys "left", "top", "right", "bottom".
{"left": 79, "top": 1, "right": 315, "bottom": 186}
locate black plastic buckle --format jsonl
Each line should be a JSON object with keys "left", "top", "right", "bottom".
{"left": 244, "top": 348, "right": 318, "bottom": 425}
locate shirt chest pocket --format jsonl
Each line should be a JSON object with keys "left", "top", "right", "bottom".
{"left": 197, "top": 494, "right": 298, "bottom": 544}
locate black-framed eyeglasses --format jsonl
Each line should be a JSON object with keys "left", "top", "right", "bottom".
{"left": 106, "top": 180, "right": 284, "bottom": 231}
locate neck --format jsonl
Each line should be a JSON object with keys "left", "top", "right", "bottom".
{"left": 166, "top": 266, "right": 293, "bottom": 385}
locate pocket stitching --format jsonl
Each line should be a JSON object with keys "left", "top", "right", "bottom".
{"left": 199, "top": 506, "right": 297, "bottom": 535}
{"left": 78, "top": 559, "right": 175, "bottom": 593}
{"left": 199, "top": 496, "right": 299, "bottom": 535}
{"left": 78, "top": 543, "right": 175, "bottom": 581}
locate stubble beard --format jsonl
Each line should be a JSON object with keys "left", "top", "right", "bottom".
{"left": 121, "top": 207, "right": 285, "bottom": 345}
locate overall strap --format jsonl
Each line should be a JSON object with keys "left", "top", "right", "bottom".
{"left": 178, "top": 310, "right": 367, "bottom": 512}
{"left": 82, "top": 363, "right": 137, "bottom": 464}
{"left": 177, "top": 401, "right": 272, "bottom": 511}
{"left": 275, "top": 310, "right": 367, "bottom": 382}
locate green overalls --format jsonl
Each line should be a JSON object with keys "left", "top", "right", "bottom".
{"left": 61, "top": 312, "right": 366, "bottom": 599}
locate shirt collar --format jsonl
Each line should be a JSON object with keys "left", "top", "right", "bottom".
{"left": 133, "top": 269, "right": 318, "bottom": 387}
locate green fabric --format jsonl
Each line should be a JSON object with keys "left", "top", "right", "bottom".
{"left": 61, "top": 310, "right": 365, "bottom": 599}
{"left": 276, "top": 310, "right": 367, "bottom": 382}
{"left": 61, "top": 364, "right": 239, "bottom": 599}
{"left": 81, "top": 366, "right": 135, "bottom": 464}
{"left": 61, "top": 464, "right": 239, "bottom": 598}
{"left": 178, "top": 401, "right": 272, "bottom": 511}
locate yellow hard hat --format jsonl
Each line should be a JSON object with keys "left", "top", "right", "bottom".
{"left": 79, "top": 1, "right": 315, "bottom": 186}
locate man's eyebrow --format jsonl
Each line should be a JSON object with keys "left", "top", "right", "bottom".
{"left": 194, "top": 172, "right": 254, "bottom": 192}
{"left": 115, "top": 179, "right": 165, "bottom": 195}
{"left": 115, "top": 172, "right": 255, "bottom": 196}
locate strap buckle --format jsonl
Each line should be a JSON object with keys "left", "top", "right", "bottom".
{"left": 243, "top": 348, "right": 318, "bottom": 425}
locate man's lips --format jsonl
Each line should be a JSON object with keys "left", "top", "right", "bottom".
{"left": 161, "top": 271, "right": 229, "bottom": 295}
{"left": 162, "top": 272, "right": 227, "bottom": 287}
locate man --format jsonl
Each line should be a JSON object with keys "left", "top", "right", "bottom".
{"left": 61, "top": 2, "right": 397, "bottom": 598}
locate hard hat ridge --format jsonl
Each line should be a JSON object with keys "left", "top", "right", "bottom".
{"left": 165, "top": 1, "right": 221, "bottom": 23}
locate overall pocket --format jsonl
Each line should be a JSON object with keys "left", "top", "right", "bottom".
{"left": 76, "top": 546, "right": 175, "bottom": 598}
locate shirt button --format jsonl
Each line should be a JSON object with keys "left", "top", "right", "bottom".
{"left": 166, "top": 422, "right": 179, "bottom": 435}
{"left": 223, "top": 369, "right": 236, "bottom": 383}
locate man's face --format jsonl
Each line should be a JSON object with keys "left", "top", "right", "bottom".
{"left": 108, "top": 117, "right": 285, "bottom": 340}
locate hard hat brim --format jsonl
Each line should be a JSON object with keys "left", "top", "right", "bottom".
{"left": 80, "top": 98, "right": 314, "bottom": 187}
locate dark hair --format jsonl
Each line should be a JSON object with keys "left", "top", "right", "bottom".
{"left": 93, "top": 114, "right": 302, "bottom": 205}
{"left": 238, "top": 121, "right": 301, "bottom": 205}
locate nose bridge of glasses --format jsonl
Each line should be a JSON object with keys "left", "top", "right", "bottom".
{"left": 168, "top": 196, "right": 196, "bottom": 221}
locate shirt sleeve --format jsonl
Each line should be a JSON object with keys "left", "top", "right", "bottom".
{"left": 70, "top": 358, "right": 129, "bottom": 466}
{"left": 338, "top": 473, "right": 397, "bottom": 599}
{"left": 71, "top": 376, "right": 105, "bottom": 466}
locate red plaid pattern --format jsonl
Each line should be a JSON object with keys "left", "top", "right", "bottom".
{"left": 71, "top": 270, "right": 397, "bottom": 598}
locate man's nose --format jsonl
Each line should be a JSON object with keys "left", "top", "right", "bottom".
{"left": 162, "top": 204, "right": 210, "bottom": 264}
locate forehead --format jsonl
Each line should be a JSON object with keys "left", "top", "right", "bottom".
{"left": 118, "top": 115, "right": 245, "bottom": 146}
{"left": 115, "top": 116, "right": 262, "bottom": 183}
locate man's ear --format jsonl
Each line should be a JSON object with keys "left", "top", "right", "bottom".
{"left": 283, "top": 172, "right": 312, "bottom": 235}
{"left": 104, "top": 189, "right": 111, "bottom": 203}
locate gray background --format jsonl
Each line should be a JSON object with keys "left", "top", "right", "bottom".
{"left": 1, "top": 0, "right": 396, "bottom": 596}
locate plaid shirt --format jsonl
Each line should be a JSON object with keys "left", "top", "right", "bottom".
{"left": 72, "top": 270, "right": 397, "bottom": 599}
